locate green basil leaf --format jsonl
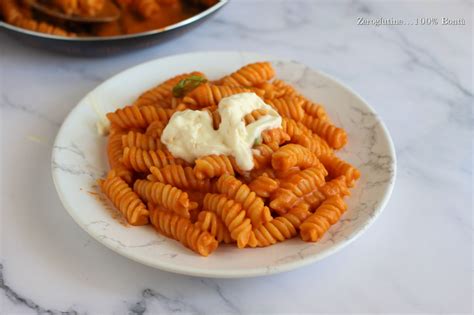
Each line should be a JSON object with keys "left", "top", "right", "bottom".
{"left": 254, "top": 137, "right": 262, "bottom": 146}
{"left": 172, "top": 75, "right": 207, "bottom": 98}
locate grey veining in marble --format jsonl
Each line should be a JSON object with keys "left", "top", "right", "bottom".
{"left": 0, "top": 0, "right": 472, "bottom": 313}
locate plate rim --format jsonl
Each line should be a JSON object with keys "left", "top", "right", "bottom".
{"left": 51, "top": 51, "right": 397, "bottom": 278}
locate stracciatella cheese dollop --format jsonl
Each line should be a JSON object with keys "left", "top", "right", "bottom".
{"left": 161, "top": 92, "right": 282, "bottom": 171}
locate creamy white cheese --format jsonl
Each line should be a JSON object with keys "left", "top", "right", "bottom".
{"left": 161, "top": 92, "right": 282, "bottom": 171}
{"left": 90, "top": 96, "right": 110, "bottom": 136}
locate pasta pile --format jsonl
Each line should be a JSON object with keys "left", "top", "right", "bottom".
{"left": 98, "top": 62, "right": 360, "bottom": 256}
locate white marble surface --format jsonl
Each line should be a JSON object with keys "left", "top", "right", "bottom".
{"left": 0, "top": 0, "right": 472, "bottom": 313}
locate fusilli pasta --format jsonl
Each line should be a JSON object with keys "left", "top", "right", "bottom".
{"left": 134, "top": 179, "right": 197, "bottom": 218}
{"left": 183, "top": 84, "right": 263, "bottom": 108}
{"left": 248, "top": 174, "right": 279, "bottom": 198}
{"left": 216, "top": 174, "right": 272, "bottom": 227}
{"left": 299, "top": 196, "right": 347, "bottom": 242}
{"left": 319, "top": 154, "right": 360, "bottom": 187}
{"left": 219, "top": 62, "right": 275, "bottom": 87}
{"left": 107, "top": 105, "right": 180, "bottom": 130}
{"left": 253, "top": 203, "right": 311, "bottom": 247}
{"left": 203, "top": 193, "right": 254, "bottom": 248}
{"left": 149, "top": 165, "right": 212, "bottom": 192}
{"left": 150, "top": 206, "right": 218, "bottom": 256}
{"left": 122, "top": 147, "right": 187, "bottom": 173}
{"left": 98, "top": 172, "right": 149, "bottom": 225}
{"left": 266, "top": 96, "right": 305, "bottom": 122}
{"left": 122, "top": 131, "right": 164, "bottom": 151}
{"left": 271, "top": 144, "right": 320, "bottom": 171}
{"left": 195, "top": 211, "right": 233, "bottom": 244}
{"left": 301, "top": 115, "right": 348, "bottom": 149}
{"left": 134, "top": 72, "right": 206, "bottom": 107}
{"left": 98, "top": 61, "right": 360, "bottom": 256}
{"left": 194, "top": 155, "right": 235, "bottom": 179}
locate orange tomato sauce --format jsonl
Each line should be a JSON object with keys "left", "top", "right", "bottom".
{"left": 95, "top": 2, "right": 201, "bottom": 36}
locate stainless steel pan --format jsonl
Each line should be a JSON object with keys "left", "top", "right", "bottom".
{"left": 0, "top": 0, "right": 228, "bottom": 56}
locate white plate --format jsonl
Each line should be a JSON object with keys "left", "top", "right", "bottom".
{"left": 52, "top": 52, "right": 396, "bottom": 278}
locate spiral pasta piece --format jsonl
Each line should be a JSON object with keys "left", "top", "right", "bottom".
{"left": 169, "top": 97, "right": 184, "bottom": 109}
{"left": 267, "top": 96, "right": 305, "bottom": 122}
{"left": 149, "top": 165, "right": 212, "bottom": 192}
{"left": 196, "top": 107, "right": 221, "bottom": 129}
{"left": 270, "top": 188, "right": 316, "bottom": 215}
{"left": 320, "top": 176, "right": 350, "bottom": 198}
{"left": 122, "top": 131, "right": 164, "bottom": 151}
{"left": 269, "top": 82, "right": 326, "bottom": 121}
{"left": 133, "top": 72, "right": 205, "bottom": 107}
{"left": 134, "top": 180, "right": 196, "bottom": 218}
{"left": 219, "top": 62, "right": 275, "bottom": 87}
{"left": 142, "top": 105, "right": 183, "bottom": 124}
{"left": 150, "top": 206, "right": 218, "bottom": 256}
{"left": 106, "top": 105, "right": 145, "bottom": 129}
{"left": 272, "top": 144, "right": 320, "bottom": 171}
{"left": 300, "top": 196, "right": 347, "bottom": 242}
{"left": 281, "top": 117, "right": 303, "bottom": 139}
{"left": 243, "top": 109, "right": 268, "bottom": 125}
{"left": 216, "top": 174, "right": 272, "bottom": 227}
{"left": 183, "top": 84, "right": 263, "bottom": 108}
{"left": 274, "top": 166, "right": 301, "bottom": 180}
{"left": 296, "top": 175, "right": 350, "bottom": 211}
{"left": 248, "top": 174, "right": 279, "bottom": 198}
{"left": 252, "top": 143, "right": 277, "bottom": 170}
{"left": 282, "top": 117, "right": 320, "bottom": 139}
{"left": 107, "top": 133, "right": 133, "bottom": 183}
{"left": 203, "top": 193, "right": 253, "bottom": 248}
{"left": 109, "top": 123, "right": 124, "bottom": 135}
{"left": 122, "top": 147, "right": 187, "bottom": 173}
{"left": 253, "top": 203, "right": 311, "bottom": 247}
{"left": 261, "top": 128, "right": 290, "bottom": 146}
{"left": 106, "top": 105, "right": 178, "bottom": 129}
{"left": 280, "top": 166, "right": 328, "bottom": 196}
{"left": 110, "top": 165, "right": 133, "bottom": 184}
{"left": 249, "top": 167, "right": 276, "bottom": 182}
{"left": 293, "top": 132, "right": 333, "bottom": 157}
{"left": 194, "top": 155, "right": 235, "bottom": 179}
{"left": 301, "top": 116, "right": 347, "bottom": 149}
{"left": 210, "top": 108, "right": 222, "bottom": 129}
{"left": 145, "top": 120, "right": 166, "bottom": 138}
{"left": 280, "top": 118, "right": 332, "bottom": 156}
{"left": 108, "top": 133, "right": 125, "bottom": 168}
{"left": 270, "top": 166, "right": 327, "bottom": 214}
{"left": 319, "top": 154, "right": 360, "bottom": 187}
{"left": 268, "top": 189, "right": 298, "bottom": 215}
{"left": 300, "top": 190, "right": 325, "bottom": 210}
{"left": 301, "top": 100, "right": 328, "bottom": 121}
{"left": 254, "top": 82, "right": 288, "bottom": 100}
{"left": 195, "top": 211, "right": 233, "bottom": 244}
{"left": 293, "top": 175, "right": 350, "bottom": 211}
{"left": 98, "top": 174, "right": 149, "bottom": 225}
{"left": 271, "top": 79, "right": 297, "bottom": 98}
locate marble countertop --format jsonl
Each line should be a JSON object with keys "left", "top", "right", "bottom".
{"left": 0, "top": 0, "right": 472, "bottom": 313}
